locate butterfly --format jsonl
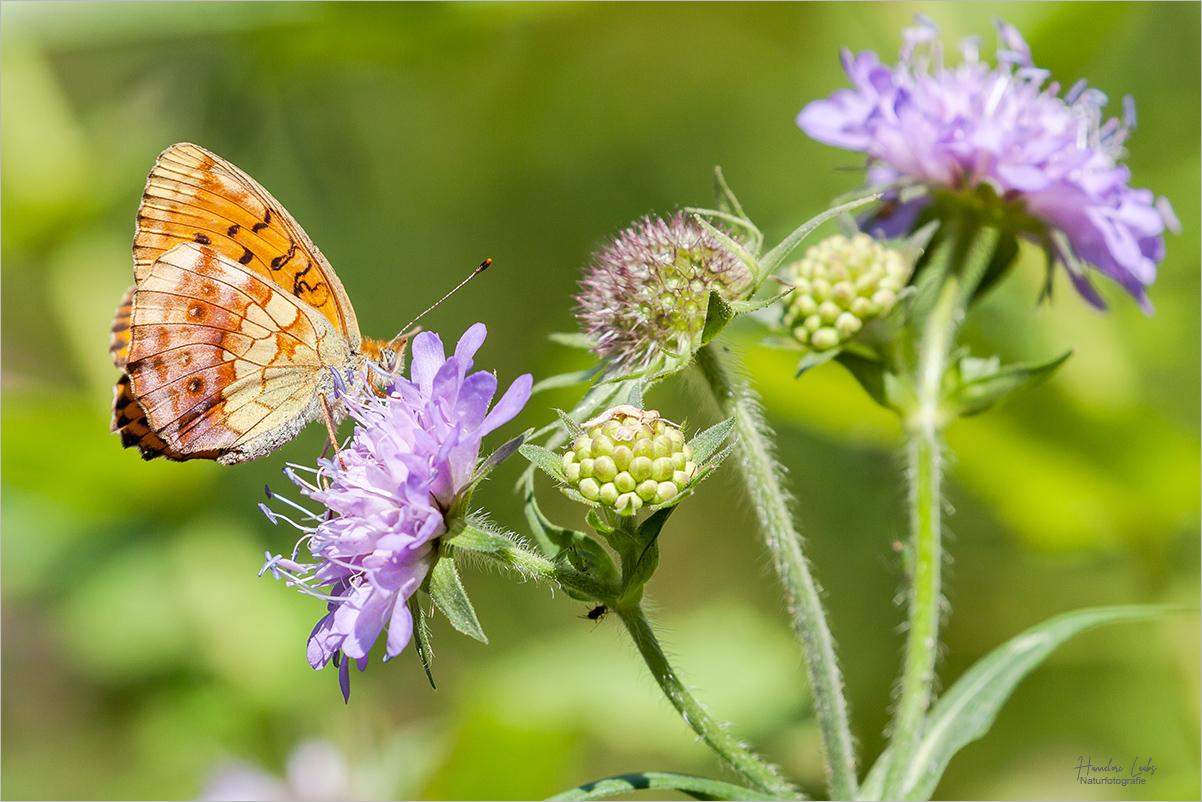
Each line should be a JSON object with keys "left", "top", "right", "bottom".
{"left": 110, "top": 142, "right": 406, "bottom": 464}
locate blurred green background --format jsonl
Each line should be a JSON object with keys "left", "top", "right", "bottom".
{"left": 2, "top": 2, "right": 1198, "bottom": 799}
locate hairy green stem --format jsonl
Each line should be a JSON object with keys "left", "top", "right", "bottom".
{"left": 615, "top": 603, "right": 801, "bottom": 799}
{"left": 882, "top": 225, "right": 997, "bottom": 796}
{"left": 694, "top": 343, "right": 858, "bottom": 800}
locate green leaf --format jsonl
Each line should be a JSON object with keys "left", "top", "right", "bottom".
{"left": 546, "top": 771, "right": 765, "bottom": 801}
{"left": 946, "top": 350, "right": 1073, "bottom": 418}
{"left": 472, "top": 430, "right": 529, "bottom": 484}
{"left": 701, "top": 291, "right": 735, "bottom": 346}
{"left": 555, "top": 408, "right": 587, "bottom": 439}
{"left": 627, "top": 380, "right": 646, "bottom": 409}
{"left": 688, "top": 416, "right": 735, "bottom": 463}
{"left": 520, "top": 443, "right": 568, "bottom": 482}
{"left": 893, "top": 605, "right": 1175, "bottom": 800}
{"left": 730, "top": 287, "right": 791, "bottom": 315}
{"left": 833, "top": 351, "right": 912, "bottom": 412}
{"left": 449, "top": 524, "right": 522, "bottom": 555}
{"left": 407, "top": 597, "right": 437, "bottom": 690}
{"left": 427, "top": 553, "right": 487, "bottom": 644}
{"left": 548, "top": 331, "right": 596, "bottom": 350}
{"left": 713, "top": 165, "right": 749, "bottom": 222}
{"left": 532, "top": 365, "right": 604, "bottom": 395}
{"left": 796, "top": 347, "right": 841, "bottom": 377}
{"left": 758, "top": 192, "right": 882, "bottom": 278}
{"left": 691, "top": 214, "right": 761, "bottom": 281}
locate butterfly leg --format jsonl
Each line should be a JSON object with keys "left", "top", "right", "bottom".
{"left": 317, "top": 392, "right": 343, "bottom": 464}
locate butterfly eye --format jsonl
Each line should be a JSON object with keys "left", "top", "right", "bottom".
{"left": 376, "top": 348, "right": 398, "bottom": 373}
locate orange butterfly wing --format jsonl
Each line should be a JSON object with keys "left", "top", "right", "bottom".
{"left": 133, "top": 142, "right": 361, "bottom": 345}
{"left": 111, "top": 143, "right": 374, "bottom": 464}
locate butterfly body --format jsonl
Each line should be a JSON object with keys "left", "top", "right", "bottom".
{"left": 111, "top": 143, "right": 399, "bottom": 464}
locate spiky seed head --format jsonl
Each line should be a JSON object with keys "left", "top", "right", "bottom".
{"left": 577, "top": 212, "right": 752, "bottom": 373}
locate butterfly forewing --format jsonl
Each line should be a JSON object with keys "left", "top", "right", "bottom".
{"left": 134, "top": 143, "right": 362, "bottom": 347}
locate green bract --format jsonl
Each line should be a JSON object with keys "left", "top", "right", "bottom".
{"left": 782, "top": 233, "right": 911, "bottom": 351}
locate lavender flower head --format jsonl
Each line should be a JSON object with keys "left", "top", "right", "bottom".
{"left": 797, "top": 16, "right": 1178, "bottom": 311}
{"left": 261, "top": 323, "right": 532, "bottom": 700}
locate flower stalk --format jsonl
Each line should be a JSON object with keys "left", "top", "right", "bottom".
{"left": 455, "top": 520, "right": 794, "bottom": 798}
{"left": 614, "top": 603, "right": 800, "bottom": 799}
{"left": 693, "top": 342, "right": 858, "bottom": 800}
{"left": 881, "top": 224, "right": 998, "bottom": 797}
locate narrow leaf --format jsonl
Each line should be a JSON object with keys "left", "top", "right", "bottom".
{"left": 713, "top": 165, "right": 749, "bottom": 222}
{"left": 427, "top": 554, "right": 487, "bottom": 644}
{"left": 546, "top": 771, "right": 765, "bottom": 801}
{"left": 758, "top": 192, "right": 883, "bottom": 277}
{"left": 897, "top": 605, "right": 1174, "bottom": 800}
{"left": 730, "top": 287, "right": 792, "bottom": 315}
{"left": 520, "top": 443, "right": 568, "bottom": 482}
{"left": 796, "top": 347, "right": 841, "bottom": 377}
{"left": 688, "top": 416, "right": 736, "bottom": 463}
{"left": 532, "top": 365, "right": 605, "bottom": 395}
{"left": 947, "top": 350, "right": 1072, "bottom": 418}
{"left": 627, "top": 380, "right": 646, "bottom": 409}
{"left": 407, "top": 597, "right": 437, "bottom": 690}
{"left": 701, "top": 291, "right": 735, "bottom": 346}
{"left": 548, "top": 331, "right": 597, "bottom": 350}
{"left": 472, "top": 430, "right": 528, "bottom": 484}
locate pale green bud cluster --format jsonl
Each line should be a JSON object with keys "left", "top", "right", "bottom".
{"left": 782, "top": 233, "right": 911, "bottom": 351}
{"left": 562, "top": 405, "right": 698, "bottom": 516}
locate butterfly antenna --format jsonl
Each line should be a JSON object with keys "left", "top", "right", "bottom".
{"left": 388, "top": 258, "right": 493, "bottom": 348}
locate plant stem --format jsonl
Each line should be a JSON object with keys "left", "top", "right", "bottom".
{"left": 615, "top": 602, "right": 801, "bottom": 799}
{"left": 694, "top": 343, "right": 858, "bottom": 801}
{"left": 882, "top": 224, "right": 995, "bottom": 796}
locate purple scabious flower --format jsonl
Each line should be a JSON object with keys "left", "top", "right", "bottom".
{"left": 797, "top": 16, "right": 1177, "bottom": 311}
{"left": 261, "top": 323, "right": 532, "bottom": 700}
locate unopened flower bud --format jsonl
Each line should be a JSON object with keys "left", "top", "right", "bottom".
{"left": 562, "top": 405, "right": 699, "bottom": 516}
{"left": 781, "top": 233, "right": 911, "bottom": 351}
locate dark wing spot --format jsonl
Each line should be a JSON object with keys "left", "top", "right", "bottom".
{"left": 251, "top": 222, "right": 268, "bottom": 233}
{"left": 291, "top": 264, "right": 325, "bottom": 298}
{"left": 194, "top": 233, "right": 212, "bottom": 245}
{"left": 263, "top": 208, "right": 272, "bottom": 224}
{"left": 186, "top": 377, "right": 204, "bottom": 395}
{"left": 270, "top": 241, "right": 297, "bottom": 271}
{"left": 227, "top": 224, "right": 241, "bottom": 237}
{"left": 188, "top": 303, "right": 206, "bottom": 320}
{"left": 238, "top": 247, "right": 254, "bottom": 265}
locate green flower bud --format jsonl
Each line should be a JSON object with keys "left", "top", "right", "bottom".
{"left": 599, "top": 482, "right": 620, "bottom": 507}
{"left": 593, "top": 455, "right": 618, "bottom": 483}
{"left": 579, "top": 477, "right": 601, "bottom": 501}
{"left": 636, "top": 479, "right": 660, "bottom": 502}
{"left": 563, "top": 405, "right": 697, "bottom": 516}
{"left": 630, "top": 455, "right": 654, "bottom": 482}
{"left": 781, "top": 233, "right": 912, "bottom": 351}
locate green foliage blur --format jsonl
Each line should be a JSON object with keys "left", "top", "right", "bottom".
{"left": 2, "top": 2, "right": 1197, "bottom": 799}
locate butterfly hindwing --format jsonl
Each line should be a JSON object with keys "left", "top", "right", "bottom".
{"left": 125, "top": 242, "right": 358, "bottom": 464}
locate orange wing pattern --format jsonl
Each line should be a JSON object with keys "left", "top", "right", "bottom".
{"left": 133, "top": 143, "right": 361, "bottom": 347}
{"left": 122, "top": 243, "right": 358, "bottom": 464}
